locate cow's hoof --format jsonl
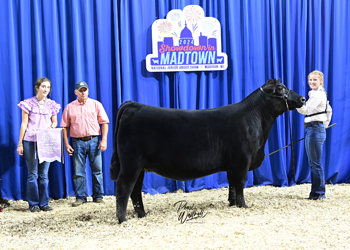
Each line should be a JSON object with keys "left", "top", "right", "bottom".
{"left": 117, "top": 217, "right": 127, "bottom": 224}
{"left": 237, "top": 204, "right": 248, "bottom": 209}
{"left": 228, "top": 201, "right": 236, "bottom": 206}
{"left": 137, "top": 212, "right": 146, "bottom": 218}
{"left": 118, "top": 219, "right": 126, "bottom": 224}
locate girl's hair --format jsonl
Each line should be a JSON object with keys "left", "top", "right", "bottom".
{"left": 308, "top": 70, "right": 327, "bottom": 94}
{"left": 35, "top": 77, "right": 52, "bottom": 95}
{"left": 308, "top": 70, "right": 324, "bottom": 87}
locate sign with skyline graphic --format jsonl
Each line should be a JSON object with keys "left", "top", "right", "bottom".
{"left": 146, "top": 5, "right": 228, "bottom": 72}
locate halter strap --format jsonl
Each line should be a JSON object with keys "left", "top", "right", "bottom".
{"left": 259, "top": 86, "right": 291, "bottom": 101}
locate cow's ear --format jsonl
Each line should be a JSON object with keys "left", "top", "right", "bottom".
{"left": 265, "top": 78, "right": 274, "bottom": 85}
{"left": 276, "top": 78, "right": 281, "bottom": 84}
{"left": 263, "top": 80, "right": 275, "bottom": 92}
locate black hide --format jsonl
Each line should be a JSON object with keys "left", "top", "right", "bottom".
{"left": 110, "top": 78, "right": 305, "bottom": 223}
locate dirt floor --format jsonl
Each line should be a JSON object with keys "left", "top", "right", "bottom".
{"left": 1, "top": 183, "right": 350, "bottom": 249}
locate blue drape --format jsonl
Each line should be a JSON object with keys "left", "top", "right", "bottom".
{"left": 0, "top": 0, "right": 349, "bottom": 200}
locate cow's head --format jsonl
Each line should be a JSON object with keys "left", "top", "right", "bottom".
{"left": 260, "top": 78, "right": 305, "bottom": 113}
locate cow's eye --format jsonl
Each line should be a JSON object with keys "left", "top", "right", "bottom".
{"left": 278, "top": 86, "right": 287, "bottom": 93}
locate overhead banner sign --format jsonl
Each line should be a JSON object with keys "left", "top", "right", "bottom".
{"left": 146, "top": 5, "right": 228, "bottom": 72}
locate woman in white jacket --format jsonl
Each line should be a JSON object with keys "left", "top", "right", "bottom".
{"left": 297, "top": 70, "right": 332, "bottom": 200}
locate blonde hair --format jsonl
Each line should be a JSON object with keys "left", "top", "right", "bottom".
{"left": 308, "top": 70, "right": 324, "bottom": 87}
{"left": 308, "top": 70, "right": 327, "bottom": 94}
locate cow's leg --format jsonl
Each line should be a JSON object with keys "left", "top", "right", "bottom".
{"left": 234, "top": 175, "right": 248, "bottom": 208}
{"left": 227, "top": 172, "right": 236, "bottom": 206}
{"left": 130, "top": 171, "right": 146, "bottom": 218}
{"left": 115, "top": 179, "right": 130, "bottom": 224}
{"left": 115, "top": 168, "right": 143, "bottom": 223}
{"left": 227, "top": 169, "right": 248, "bottom": 208}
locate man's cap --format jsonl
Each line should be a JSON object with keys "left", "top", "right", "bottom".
{"left": 75, "top": 81, "right": 89, "bottom": 90}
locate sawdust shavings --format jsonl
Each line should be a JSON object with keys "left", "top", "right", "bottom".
{"left": 1, "top": 184, "right": 350, "bottom": 249}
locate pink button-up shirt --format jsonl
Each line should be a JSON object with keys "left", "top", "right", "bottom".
{"left": 60, "top": 98, "right": 109, "bottom": 138}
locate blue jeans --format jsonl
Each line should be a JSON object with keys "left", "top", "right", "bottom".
{"left": 71, "top": 137, "right": 104, "bottom": 202}
{"left": 305, "top": 123, "right": 326, "bottom": 197}
{"left": 23, "top": 140, "right": 51, "bottom": 209}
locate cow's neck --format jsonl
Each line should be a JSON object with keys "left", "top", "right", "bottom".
{"left": 242, "top": 89, "right": 284, "bottom": 140}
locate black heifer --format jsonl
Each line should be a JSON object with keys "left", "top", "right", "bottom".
{"left": 110, "top": 78, "right": 305, "bottom": 223}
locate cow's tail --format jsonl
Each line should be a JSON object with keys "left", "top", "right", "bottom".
{"left": 110, "top": 101, "right": 132, "bottom": 181}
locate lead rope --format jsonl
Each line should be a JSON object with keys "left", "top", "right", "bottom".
{"left": 285, "top": 99, "right": 296, "bottom": 182}
{"left": 61, "top": 129, "right": 64, "bottom": 164}
{"left": 34, "top": 131, "right": 37, "bottom": 159}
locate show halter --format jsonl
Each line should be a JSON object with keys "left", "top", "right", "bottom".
{"left": 260, "top": 83, "right": 296, "bottom": 181}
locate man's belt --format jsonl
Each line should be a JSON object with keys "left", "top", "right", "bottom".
{"left": 74, "top": 135, "right": 99, "bottom": 141}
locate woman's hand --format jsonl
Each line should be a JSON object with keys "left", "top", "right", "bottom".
{"left": 17, "top": 110, "right": 29, "bottom": 156}
{"left": 17, "top": 145, "right": 23, "bottom": 155}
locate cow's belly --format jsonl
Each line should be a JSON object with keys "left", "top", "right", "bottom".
{"left": 144, "top": 162, "right": 227, "bottom": 181}
{"left": 249, "top": 150, "right": 265, "bottom": 171}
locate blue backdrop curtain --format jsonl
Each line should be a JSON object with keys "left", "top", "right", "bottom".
{"left": 0, "top": 0, "right": 349, "bottom": 200}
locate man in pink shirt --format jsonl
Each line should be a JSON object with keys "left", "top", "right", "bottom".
{"left": 60, "top": 81, "right": 109, "bottom": 207}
